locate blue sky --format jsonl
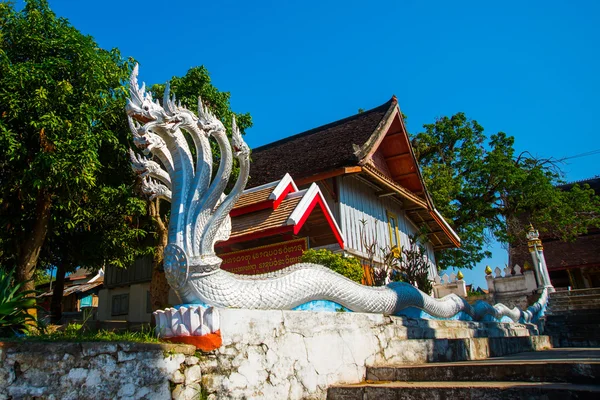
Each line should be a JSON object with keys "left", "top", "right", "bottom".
{"left": 19, "top": 1, "right": 600, "bottom": 288}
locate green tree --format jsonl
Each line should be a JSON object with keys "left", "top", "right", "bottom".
{"left": 412, "top": 113, "right": 600, "bottom": 270}
{"left": 0, "top": 0, "right": 147, "bottom": 298}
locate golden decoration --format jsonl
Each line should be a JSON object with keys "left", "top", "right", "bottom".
{"left": 457, "top": 270, "right": 464, "bottom": 280}
{"left": 390, "top": 246, "right": 401, "bottom": 259}
{"left": 523, "top": 261, "right": 532, "bottom": 271}
{"left": 484, "top": 265, "right": 492, "bottom": 276}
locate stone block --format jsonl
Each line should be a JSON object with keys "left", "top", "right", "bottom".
{"left": 185, "top": 355, "right": 199, "bottom": 366}
{"left": 81, "top": 343, "right": 117, "bottom": 357}
{"left": 185, "top": 365, "right": 202, "bottom": 385}
{"left": 171, "top": 370, "right": 185, "bottom": 384}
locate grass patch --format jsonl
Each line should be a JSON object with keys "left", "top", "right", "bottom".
{"left": 1, "top": 322, "right": 162, "bottom": 343}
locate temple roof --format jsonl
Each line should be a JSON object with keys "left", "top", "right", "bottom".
{"left": 246, "top": 97, "right": 461, "bottom": 250}
{"left": 249, "top": 98, "right": 395, "bottom": 188}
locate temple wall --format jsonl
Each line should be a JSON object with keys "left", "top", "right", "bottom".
{"left": 337, "top": 175, "right": 436, "bottom": 277}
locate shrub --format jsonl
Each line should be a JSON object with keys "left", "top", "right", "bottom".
{"left": 301, "top": 249, "right": 364, "bottom": 283}
{"left": 0, "top": 269, "right": 36, "bottom": 337}
{"left": 393, "top": 234, "right": 434, "bottom": 295}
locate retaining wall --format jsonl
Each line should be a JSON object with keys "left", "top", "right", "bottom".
{"left": 0, "top": 309, "right": 551, "bottom": 400}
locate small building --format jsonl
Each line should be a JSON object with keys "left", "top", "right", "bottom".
{"left": 37, "top": 269, "right": 103, "bottom": 322}
{"left": 509, "top": 176, "right": 600, "bottom": 289}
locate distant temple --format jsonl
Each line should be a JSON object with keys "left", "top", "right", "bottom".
{"left": 510, "top": 176, "right": 600, "bottom": 289}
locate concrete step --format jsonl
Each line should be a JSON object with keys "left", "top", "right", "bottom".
{"left": 550, "top": 293, "right": 600, "bottom": 300}
{"left": 546, "top": 309, "right": 600, "bottom": 321}
{"left": 549, "top": 295, "right": 600, "bottom": 305}
{"left": 553, "top": 338, "right": 600, "bottom": 348}
{"left": 353, "top": 336, "right": 552, "bottom": 365}
{"left": 366, "top": 361, "right": 600, "bottom": 384}
{"left": 548, "top": 297, "right": 600, "bottom": 309}
{"left": 327, "top": 381, "right": 600, "bottom": 400}
{"left": 547, "top": 304, "right": 600, "bottom": 312}
{"left": 545, "top": 320, "right": 600, "bottom": 330}
{"left": 551, "top": 288, "right": 600, "bottom": 298}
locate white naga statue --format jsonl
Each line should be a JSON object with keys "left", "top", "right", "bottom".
{"left": 126, "top": 65, "right": 546, "bottom": 323}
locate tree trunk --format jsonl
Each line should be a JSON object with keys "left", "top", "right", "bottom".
{"left": 149, "top": 199, "right": 170, "bottom": 312}
{"left": 50, "top": 262, "right": 67, "bottom": 324}
{"left": 16, "top": 191, "right": 52, "bottom": 294}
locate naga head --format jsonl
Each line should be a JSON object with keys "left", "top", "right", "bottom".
{"left": 231, "top": 115, "right": 250, "bottom": 159}
{"left": 129, "top": 148, "right": 161, "bottom": 177}
{"left": 128, "top": 116, "right": 167, "bottom": 155}
{"left": 141, "top": 177, "right": 171, "bottom": 202}
{"left": 160, "top": 83, "right": 205, "bottom": 135}
{"left": 197, "top": 96, "right": 226, "bottom": 135}
{"left": 126, "top": 64, "right": 168, "bottom": 124}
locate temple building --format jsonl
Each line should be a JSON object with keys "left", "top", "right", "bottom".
{"left": 510, "top": 176, "right": 600, "bottom": 289}
{"left": 247, "top": 96, "right": 460, "bottom": 282}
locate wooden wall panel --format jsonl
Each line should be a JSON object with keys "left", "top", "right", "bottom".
{"left": 338, "top": 176, "right": 437, "bottom": 278}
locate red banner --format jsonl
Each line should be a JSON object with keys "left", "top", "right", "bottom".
{"left": 220, "top": 238, "right": 308, "bottom": 275}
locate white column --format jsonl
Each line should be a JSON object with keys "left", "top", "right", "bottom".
{"left": 527, "top": 225, "right": 555, "bottom": 293}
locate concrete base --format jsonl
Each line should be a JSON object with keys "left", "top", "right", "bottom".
{"left": 328, "top": 381, "right": 600, "bottom": 400}
{"left": 198, "top": 308, "right": 551, "bottom": 400}
{"left": 329, "top": 348, "right": 600, "bottom": 400}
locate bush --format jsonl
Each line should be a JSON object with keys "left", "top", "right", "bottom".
{"left": 301, "top": 249, "right": 364, "bottom": 283}
{"left": 393, "top": 234, "right": 434, "bottom": 295}
{"left": 0, "top": 269, "right": 36, "bottom": 337}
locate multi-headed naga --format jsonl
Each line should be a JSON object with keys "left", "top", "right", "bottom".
{"left": 127, "top": 65, "right": 546, "bottom": 323}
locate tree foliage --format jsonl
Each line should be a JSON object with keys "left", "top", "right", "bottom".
{"left": 301, "top": 249, "right": 364, "bottom": 283}
{"left": 0, "top": 0, "right": 149, "bottom": 293}
{"left": 412, "top": 112, "right": 600, "bottom": 270}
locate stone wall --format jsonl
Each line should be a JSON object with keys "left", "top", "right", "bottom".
{"left": 0, "top": 309, "right": 550, "bottom": 400}
{"left": 432, "top": 272, "right": 467, "bottom": 298}
{"left": 0, "top": 342, "right": 200, "bottom": 400}
{"left": 486, "top": 266, "right": 538, "bottom": 309}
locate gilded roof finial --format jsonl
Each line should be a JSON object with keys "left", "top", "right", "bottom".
{"left": 485, "top": 265, "right": 492, "bottom": 276}
{"left": 457, "top": 270, "right": 464, "bottom": 280}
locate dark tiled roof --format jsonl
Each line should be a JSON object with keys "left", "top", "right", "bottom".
{"left": 248, "top": 98, "right": 396, "bottom": 188}
{"left": 559, "top": 176, "right": 600, "bottom": 194}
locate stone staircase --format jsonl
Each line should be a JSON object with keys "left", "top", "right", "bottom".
{"left": 545, "top": 288, "right": 600, "bottom": 347}
{"left": 327, "top": 348, "right": 600, "bottom": 399}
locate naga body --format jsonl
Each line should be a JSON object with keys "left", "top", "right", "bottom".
{"left": 126, "top": 65, "right": 545, "bottom": 324}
